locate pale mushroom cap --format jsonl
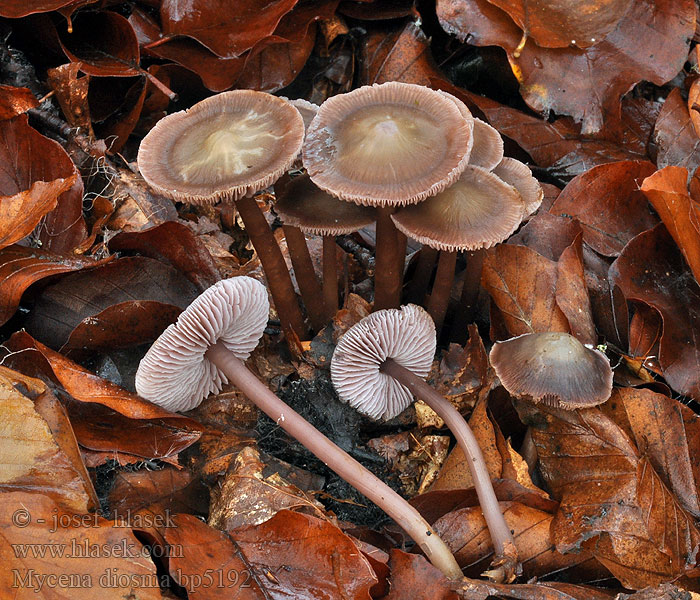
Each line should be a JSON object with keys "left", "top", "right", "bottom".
{"left": 469, "top": 118, "right": 504, "bottom": 171}
{"left": 436, "top": 92, "right": 503, "bottom": 171}
{"left": 135, "top": 277, "right": 269, "bottom": 412}
{"left": 303, "top": 82, "right": 474, "bottom": 207}
{"left": 331, "top": 304, "right": 436, "bottom": 421}
{"left": 275, "top": 174, "right": 376, "bottom": 235}
{"left": 391, "top": 165, "right": 525, "bottom": 252}
{"left": 284, "top": 97, "right": 319, "bottom": 132}
{"left": 489, "top": 332, "right": 613, "bottom": 409}
{"left": 492, "top": 157, "right": 543, "bottom": 216}
{"left": 138, "top": 90, "right": 305, "bottom": 204}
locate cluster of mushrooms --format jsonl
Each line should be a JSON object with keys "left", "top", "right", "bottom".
{"left": 135, "top": 84, "right": 614, "bottom": 583}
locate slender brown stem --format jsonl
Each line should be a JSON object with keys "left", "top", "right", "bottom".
{"left": 235, "top": 195, "right": 307, "bottom": 341}
{"left": 283, "top": 225, "right": 326, "bottom": 332}
{"left": 452, "top": 249, "right": 486, "bottom": 343}
{"left": 205, "top": 344, "right": 463, "bottom": 580}
{"left": 407, "top": 246, "right": 438, "bottom": 305}
{"left": 395, "top": 228, "right": 407, "bottom": 303}
{"left": 426, "top": 251, "right": 457, "bottom": 336}
{"left": 381, "top": 358, "right": 520, "bottom": 582}
{"left": 323, "top": 235, "right": 338, "bottom": 320}
{"left": 373, "top": 208, "right": 401, "bottom": 311}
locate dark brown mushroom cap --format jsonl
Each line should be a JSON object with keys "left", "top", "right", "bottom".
{"left": 331, "top": 304, "right": 435, "bottom": 420}
{"left": 492, "top": 158, "right": 543, "bottom": 216}
{"left": 489, "top": 332, "right": 613, "bottom": 409}
{"left": 135, "top": 277, "right": 269, "bottom": 412}
{"left": 137, "top": 90, "right": 305, "bottom": 205}
{"left": 275, "top": 174, "right": 376, "bottom": 235}
{"left": 303, "top": 82, "right": 474, "bottom": 207}
{"left": 390, "top": 165, "right": 525, "bottom": 252}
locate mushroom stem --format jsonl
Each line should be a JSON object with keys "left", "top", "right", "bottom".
{"left": 426, "top": 251, "right": 457, "bottom": 336}
{"left": 452, "top": 249, "right": 486, "bottom": 343}
{"left": 204, "top": 342, "right": 463, "bottom": 581}
{"left": 282, "top": 224, "right": 327, "bottom": 332}
{"left": 323, "top": 235, "right": 339, "bottom": 319}
{"left": 374, "top": 207, "right": 402, "bottom": 311}
{"left": 407, "top": 246, "right": 438, "bottom": 304}
{"left": 235, "top": 194, "right": 308, "bottom": 340}
{"left": 380, "top": 357, "right": 520, "bottom": 582}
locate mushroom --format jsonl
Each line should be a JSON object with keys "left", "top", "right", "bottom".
{"left": 136, "top": 277, "right": 463, "bottom": 580}
{"left": 393, "top": 93, "right": 541, "bottom": 336}
{"left": 303, "top": 82, "right": 474, "bottom": 311}
{"left": 489, "top": 332, "right": 613, "bottom": 474}
{"left": 137, "top": 90, "right": 308, "bottom": 342}
{"left": 391, "top": 166, "right": 525, "bottom": 334}
{"left": 489, "top": 332, "right": 613, "bottom": 409}
{"left": 275, "top": 174, "right": 375, "bottom": 326}
{"left": 331, "top": 304, "right": 520, "bottom": 582}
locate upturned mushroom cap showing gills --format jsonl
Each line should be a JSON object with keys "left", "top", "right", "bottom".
{"left": 391, "top": 165, "right": 525, "bottom": 252}
{"left": 135, "top": 277, "right": 269, "bottom": 412}
{"left": 303, "top": 82, "right": 474, "bottom": 207}
{"left": 138, "top": 91, "right": 305, "bottom": 204}
{"left": 492, "top": 157, "right": 544, "bottom": 217}
{"left": 489, "top": 332, "right": 613, "bottom": 409}
{"left": 331, "top": 304, "right": 435, "bottom": 420}
{"left": 275, "top": 174, "right": 376, "bottom": 235}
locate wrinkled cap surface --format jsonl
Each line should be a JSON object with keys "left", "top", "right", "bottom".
{"left": 391, "top": 165, "right": 525, "bottom": 251}
{"left": 303, "top": 82, "right": 473, "bottom": 207}
{"left": 136, "top": 277, "right": 269, "bottom": 412}
{"left": 492, "top": 157, "right": 543, "bottom": 217}
{"left": 275, "top": 174, "right": 376, "bottom": 235}
{"left": 331, "top": 304, "right": 436, "bottom": 420}
{"left": 489, "top": 332, "right": 613, "bottom": 408}
{"left": 138, "top": 90, "right": 304, "bottom": 204}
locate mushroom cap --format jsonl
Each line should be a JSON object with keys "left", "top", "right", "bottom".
{"left": 137, "top": 90, "right": 305, "bottom": 205}
{"left": 331, "top": 304, "right": 435, "bottom": 420}
{"left": 275, "top": 174, "right": 376, "bottom": 235}
{"left": 492, "top": 157, "right": 543, "bottom": 217}
{"left": 303, "top": 82, "right": 474, "bottom": 207}
{"left": 436, "top": 92, "right": 503, "bottom": 171}
{"left": 135, "top": 277, "right": 269, "bottom": 412}
{"left": 391, "top": 165, "right": 525, "bottom": 252}
{"left": 283, "top": 97, "right": 319, "bottom": 132}
{"left": 469, "top": 118, "right": 504, "bottom": 171}
{"left": 489, "top": 332, "right": 613, "bottom": 409}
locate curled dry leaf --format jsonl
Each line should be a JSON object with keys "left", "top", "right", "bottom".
{"left": 601, "top": 388, "right": 700, "bottom": 520}
{"left": 610, "top": 224, "right": 700, "bottom": 400}
{"left": 653, "top": 88, "right": 700, "bottom": 173}
{"left": 1, "top": 331, "right": 202, "bottom": 460}
{"left": 486, "top": 0, "right": 633, "bottom": 49}
{"left": 434, "top": 501, "right": 607, "bottom": 581}
{"left": 160, "top": 0, "right": 298, "bottom": 59}
{"left": 232, "top": 510, "right": 378, "bottom": 599}
{"left": 437, "top": 0, "right": 694, "bottom": 134}
{"left": 516, "top": 399, "right": 700, "bottom": 588}
{"left": 0, "top": 115, "right": 79, "bottom": 250}
{"left": 1, "top": 491, "right": 161, "bottom": 599}
{"left": 641, "top": 166, "right": 700, "bottom": 284}
{"left": 0, "top": 366, "right": 97, "bottom": 513}
{"left": 482, "top": 243, "right": 570, "bottom": 337}
{"left": 550, "top": 160, "right": 658, "bottom": 256}
{"left": 0, "top": 245, "right": 112, "bottom": 326}
{"left": 208, "top": 446, "right": 324, "bottom": 530}
{"left": 57, "top": 11, "right": 141, "bottom": 77}
{"left": 25, "top": 256, "right": 200, "bottom": 351}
